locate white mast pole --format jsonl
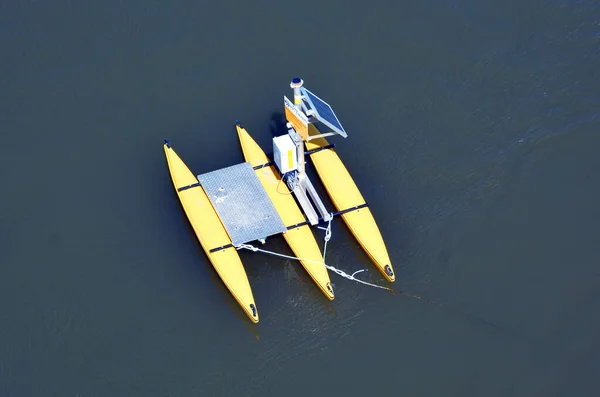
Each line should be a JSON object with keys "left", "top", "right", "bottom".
{"left": 290, "top": 78, "right": 306, "bottom": 181}
{"left": 291, "top": 77, "right": 303, "bottom": 108}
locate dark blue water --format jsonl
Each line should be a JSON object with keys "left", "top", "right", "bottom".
{"left": 2, "top": 1, "right": 599, "bottom": 396}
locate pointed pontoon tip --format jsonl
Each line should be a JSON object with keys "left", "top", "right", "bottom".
{"left": 164, "top": 139, "right": 171, "bottom": 148}
{"left": 235, "top": 120, "right": 243, "bottom": 127}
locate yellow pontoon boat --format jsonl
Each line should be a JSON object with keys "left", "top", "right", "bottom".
{"left": 162, "top": 77, "right": 394, "bottom": 323}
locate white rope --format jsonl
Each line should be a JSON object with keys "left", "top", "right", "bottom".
{"left": 236, "top": 214, "right": 391, "bottom": 291}
{"left": 316, "top": 214, "right": 333, "bottom": 260}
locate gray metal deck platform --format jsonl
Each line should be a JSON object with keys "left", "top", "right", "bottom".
{"left": 197, "top": 162, "right": 287, "bottom": 246}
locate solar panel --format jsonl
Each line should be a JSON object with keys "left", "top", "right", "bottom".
{"left": 301, "top": 87, "right": 347, "bottom": 137}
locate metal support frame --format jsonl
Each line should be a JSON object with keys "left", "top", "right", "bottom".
{"left": 306, "top": 132, "right": 335, "bottom": 141}
{"left": 285, "top": 127, "right": 332, "bottom": 225}
{"left": 280, "top": 77, "right": 343, "bottom": 226}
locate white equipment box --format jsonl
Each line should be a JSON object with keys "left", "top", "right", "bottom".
{"left": 273, "top": 134, "right": 297, "bottom": 174}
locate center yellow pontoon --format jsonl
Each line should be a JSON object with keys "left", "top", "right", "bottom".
{"left": 163, "top": 78, "right": 395, "bottom": 323}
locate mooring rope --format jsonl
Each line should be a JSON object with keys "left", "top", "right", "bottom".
{"left": 235, "top": 214, "right": 392, "bottom": 291}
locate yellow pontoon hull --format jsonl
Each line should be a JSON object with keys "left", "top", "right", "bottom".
{"left": 236, "top": 125, "right": 335, "bottom": 300}
{"left": 305, "top": 126, "right": 395, "bottom": 282}
{"left": 163, "top": 143, "right": 259, "bottom": 323}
